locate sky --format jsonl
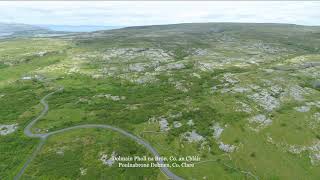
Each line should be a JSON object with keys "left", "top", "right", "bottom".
{"left": 0, "top": 1, "right": 320, "bottom": 27}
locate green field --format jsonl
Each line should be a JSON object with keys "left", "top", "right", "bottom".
{"left": 1, "top": 23, "right": 320, "bottom": 180}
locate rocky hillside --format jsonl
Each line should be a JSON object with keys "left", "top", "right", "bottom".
{"left": 1, "top": 23, "right": 320, "bottom": 179}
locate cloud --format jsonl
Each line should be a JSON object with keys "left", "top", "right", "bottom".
{"left": 0, "top": 1, "right": 319, "bottom": 26}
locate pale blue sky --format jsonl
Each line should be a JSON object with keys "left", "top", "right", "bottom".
{"left": 0, "top": 1, "right": 319, "bottom": 26}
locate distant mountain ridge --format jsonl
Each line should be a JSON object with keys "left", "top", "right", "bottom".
{"left": 38, "top": 25, "right": 123, "bottom": 32}
{"left": 0, "top": 23, "right": 54, "bottom": 38}
{"left": 0, "top": 23, "right": 48, "bottom": 33}
{"left": 0, "top": 23, "right": 123, "bottom": 38}
{"left": 0, "top": 23, "right": 81, "bottom": 38}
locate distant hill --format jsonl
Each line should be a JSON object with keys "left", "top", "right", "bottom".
{"left": 0, "top": 23, "right": 48, "bottom": 36}
{"left": 38, "top": 25, "right": 123, "bottom": 32}
{"left": 0, "top": 23, "right": 123, "bottom": 38}
{"left": 0, "top": 23, "right": 76, "bottom": 38}
{"left": 73, "top": 22, "right": 320, "bottom": 53}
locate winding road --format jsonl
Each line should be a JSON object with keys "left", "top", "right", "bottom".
{"left": 14, "top": 88, "right": 184, "bottom": 180}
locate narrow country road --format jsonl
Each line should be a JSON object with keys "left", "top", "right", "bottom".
{"left": 14, "top": 88, "right": 184, "bottom": 180}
